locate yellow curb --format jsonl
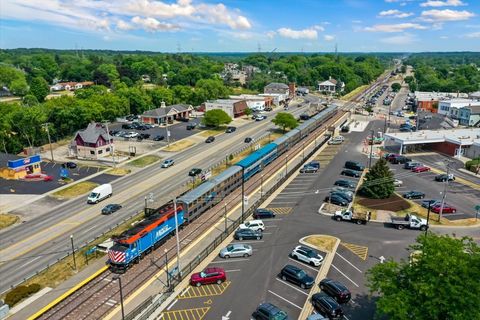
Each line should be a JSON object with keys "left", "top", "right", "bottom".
{"left": 28, "top": 266, "right": 109, "bottom": 320}
{"left": 298, "top": 235, "right": 341, "bottom": 320}
{"left": 429, "top": 167, "right": 480, "bottom": 191}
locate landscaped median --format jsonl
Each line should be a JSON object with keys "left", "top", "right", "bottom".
{"left": 0, "top": 213, "right": 19, "bottom": 229}
{"left": 129, "top": 155, "right": 161, "bottom": 168}
{"left": 51, "top": 181, "right": 99, "bottom": 200}
{"left": 163, "top": 139, "right": 195, "bottom": 152}
{"left": 298, "top": 235, "right": 341, "bottom": 320}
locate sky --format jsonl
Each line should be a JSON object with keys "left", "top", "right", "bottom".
{"left": 1, "top": 0, "right": 479, "bottom": 52}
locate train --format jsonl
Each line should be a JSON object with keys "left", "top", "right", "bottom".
{"left": 108, "top": 105, "right": 338, "bottom": 273}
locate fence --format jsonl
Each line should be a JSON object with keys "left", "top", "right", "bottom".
{"left": 127, "top": 132, "right": 331, "bottom": 320}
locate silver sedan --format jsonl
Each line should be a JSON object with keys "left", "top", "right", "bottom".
{"left": 219, "top": 244, "right": 252, "bottom": 259}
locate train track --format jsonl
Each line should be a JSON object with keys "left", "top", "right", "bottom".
{"left": 38, "top": 110, "right": 346, "bottom": 320}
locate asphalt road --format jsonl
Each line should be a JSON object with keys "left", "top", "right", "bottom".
{"left": 164, "top": 120, "right": 423, "bottom": 320}
{"left": 0, "top": 98, "right": 317, "bottom": 294}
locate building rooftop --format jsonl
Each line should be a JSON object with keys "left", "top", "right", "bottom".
{"left": 414, "top": 91, "right": 469, "bottom": 101}
{"left": 385, "top": 128, "right": 480, "bottom": 146}
{"left": 206, "top": 99, "right": 240, "bottom": 104}
{"left": 142, "top": 104, "right": 191, "bottom": 117}
{"left": 76, "top": 123, "right": 110, "bottom": 144}
{"left": 439, "top": 98, "right": 480, "bottom": 105}
{"left": 229, "top": 94, "right": 265, "bottom": 100}
{"left": 265, "top": 82, "right": 289, "bottom": 90}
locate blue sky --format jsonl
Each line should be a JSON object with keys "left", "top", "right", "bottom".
{"left": 1, "top": 0, "right": 479, "bottom": 52}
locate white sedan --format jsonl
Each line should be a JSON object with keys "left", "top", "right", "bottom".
{"left": 393, "top": 179, "right": 403, "bottom": 187}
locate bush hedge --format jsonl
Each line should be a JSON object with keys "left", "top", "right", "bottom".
{"left": 466, "top": 158, "right": 480, "bottom": 173}
{"left": 5, "top": 283, "right": 41, "bottom": 306}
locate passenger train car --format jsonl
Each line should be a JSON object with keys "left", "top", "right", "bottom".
{"left": 108, "top": 105, "right": 338, "bottom": 272}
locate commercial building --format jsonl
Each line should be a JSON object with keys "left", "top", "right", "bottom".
{"left": 229, "top": 94, "right": 273, "bottom": 111}
{"left": 0, "top": 154, "right": 42, "bottom": 180}
{"left": 414, "top": 91, "right": 469, "bottom": 113}
{"left": 437, "top": 99, "right": 480, "bottom": 118}
{"left": 458, "top": 105, "right": 480, "bottom": 127}
{"left": 140, "top": 102, "right": 193, "bottom": 124}
{"left": 70, "top": 123, "right": 114, "bottom": 160}
{"left": 264, "top": 83, "right": 290, "bottom": 96}
{"left": 385, "top": 128, "right": 480, "bottom": 158}
{"left": 203, "top": 99, "right": 248, "bottom": 118}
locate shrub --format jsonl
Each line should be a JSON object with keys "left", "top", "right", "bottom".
{"left": 465, "top": 158, "right": 480, "bottom": 172}
{"left": 5, "top": 283, "right": 41, "bottom": 306}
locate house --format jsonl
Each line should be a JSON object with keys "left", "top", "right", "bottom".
{"left": 296, "top": 87, "right": 310, "bottom": 95}
{"left": 202, "top": 99, "right": 248, "bottom": 118}
{"left": 458, "top": 106, "right": 480, "bottom": 127}
{"left": 140, "top": 102, "right": 193, "bottom": 124}
{"left": 52, "top": 81, "right": 94, "bottom": 92}
{"left": 469, "top": 91, "right": 480, "bottom": 100}
{"left": 438, "top": 99, "right": 480, "bottom": 117}
{"left": 318, "top": 77, "right": 345, "bottom": 94}
{"left": 50, "top": 84, "right": 64, "bottom": 91}
{"left": 264, "top": 83, "right": 289, "bottom": 96}
{"left": 71, "top": 123, "right": 114, "bottom": 160}
{"left": 0, "top": 86, "right": 12, "bottom": 97}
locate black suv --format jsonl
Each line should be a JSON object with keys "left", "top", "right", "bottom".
{"left": 344, "top": 161, "right": 365, "bottom": 171}
{"left": 101, "top": 204, "right": 122, "bottom": 215}
{"left": 311, "top": 293, "right": 343, "bottom": 319}
{"left": 319, "top": 278, "right": 351, "bottom": 303}
{"left": 186, "top": 123, "right": 196, "bottom": 130}
{"left": 253, "top": 208, "right": 276, "bottom": 219}
{"left": 324, "top": 194, "right": 349, "bottom": 207}
{"left": 225, "top": 126, "right": 237, "bottom": 133}
{"left": 252, "top": 303, "right": 288, "bottom": 320}
{"left": 188, "top": 168, "right": 202, "bottom": 176}
{"left": 234, "top": 228, "right": 262, "bottom": 241}
{"left": 329, "top": 191, "right": 352, "bottom": 203}
{"left": 340, "top": 169, "right": 361, "bottom": 178}
{"left": 403, "top": 190, "right": 425, "bottom": 199}
{"left": 334, "top": 179, "right": 356, "bottom": 189}
{"left": 205, "top": 136, "right": 215, "bottom": 143}
{"left": 434, "top": 174, "right": 455, "bottom": 182}
{"left": 279, "top": 265, "right": 314, "bottom": 289}
{"left": 390, "top": 155, "right": 411, "bottom": 164}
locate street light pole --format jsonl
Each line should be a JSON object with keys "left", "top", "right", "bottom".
{"left": 113, "top": 276, "right": 125, "bottom": 320}
{"left": 437, "top": 162, "right": 451, "bottom": 222}
{"left": 42, "top": 123, "right": 54, "bottom": 162}
{"left": 285, "top": 154, "right": 288, "bottom": 177}
{"left": 70, "top": 235, "right": 77, "bottom": 271}
{"left": 241, "top": 167, "right": 245, "bottom": 223}
{"left": 144, "top": 196, "right": 147, "bottom": 215}
{"left": 164, "top": 249, "right": 170, "bottom": 290}
{"left": 368, "top": 130, "right": 374, "bottom": 169}
{"left": 173, "top": 197, "right": 180, "bottom": 279}
{"left": 425, "top": 203, "right": 431, "bottom": 237}
{"left": 260, "top": 174, "right": 264, "bottom": 197}
{"left": 302, "top": 142, "right": 305, "bottom": 160}
{"left": 103, "top": 121, "right": 116, "bottom": 168}
{"left": 224, "top": 203, "right": 227, "bottom": 233}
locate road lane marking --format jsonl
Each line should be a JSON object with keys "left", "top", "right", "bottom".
{"left": 225, "top": 269, "right": 241, "bottom": 272}
{"left": 167, "top": 299, "right": 178, "bottom": 310}
{"left": 331, "top": 264, "right": 359, "bottom": 287}
{"left": 335, "top": 252, "right": 363, "bottom": 273}
{"left": 268, "top": 290, "right": 303, "bottom": 310}
{"left": 210, "top": 259, "right": 249, "bottom": 264}
{"left": 275, "top": 278, "right": 309, "bottom": 296}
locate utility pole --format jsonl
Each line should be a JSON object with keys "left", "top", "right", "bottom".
{"left": 164, "top": 249, "right": 170, "bottom": 290}
{"left": 224, "top": 203, "right": 228, "bottom": 233}
{"left": 70, "top": 235, "right": 77, "bottom": 271}
{"left": 113, "top": 276, "right": 125, "bottom": 320}
{"left": 368, "top": 130, "right": 374, "bottom": 169}
{"left": 437, "top": 162, "right": 451, "bottom": 222}
{"left": 241, "top": 167, "right": 245, "bottom": 223}
{"left": 42, "top": 123, "right": 54, "bottom": 162}
{"left": 173, "top": 197, "right": 180, "bottom": 279}
{"left": 285, "top": 154, "right": 288, "bottom": 177}
{"left": 425, "top": 203, "right": 432, "bottom": 237}
{"left": 103, "top": 121, "right": 116, "bottom": 168}
{"left": 166, "top": 121, "right": 170, "bottom": 147}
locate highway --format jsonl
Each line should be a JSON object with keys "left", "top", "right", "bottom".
{"left": 0, "top": 98, "right": 315, "bottom": 294}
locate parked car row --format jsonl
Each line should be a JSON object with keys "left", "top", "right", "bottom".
{"left": 325, "top": 161, "right": 363, "bottom": 207}
{"left": 365, "top": 85, "right": 388, "bottom": 107}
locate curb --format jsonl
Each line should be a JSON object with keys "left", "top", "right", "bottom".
{"left": 297, "top": 236, "right": 341, "bottom": 320}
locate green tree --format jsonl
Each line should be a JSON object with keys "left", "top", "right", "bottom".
{"left": 244, "top": 108, "right": 253, "bottom": 116}
{"left": 400, "top": 65, "right": 407, "bottom": 73}
{"left": 271, "top": 112, "right": 298, "bottom": 133}
{"left": 360, "top": 158, "right": 394, "bottom": 199}
{"left": 391, "top": 83, "right": 401, "bottom": 92}
{"left": 22, "top": 94, "right": 39, "bottom": 106}
{"left": 9, "top": 78, "right": 29, "bottom": 96}
{"left": 94, "top": 63, "right": 119, "bottom": 86}
{"left": 202, "top": 109, "right": 232, "bottom": 128}
{"left": 367, "top": 233, "right": 480, "bottom": 320}
{"left": 28, "top": 76, "right": 49, "bottom": 102}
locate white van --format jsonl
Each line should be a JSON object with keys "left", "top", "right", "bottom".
{"left": 87, "top": 184, "right": 112, "bottom": 204}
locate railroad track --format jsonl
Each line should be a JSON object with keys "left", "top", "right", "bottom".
{"left": 38, "top": 110, "right": 346, "bottom": 320}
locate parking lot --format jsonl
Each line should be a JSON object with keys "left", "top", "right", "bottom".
{"left": 162, "top": 120, "right": 406, "bottom": 319}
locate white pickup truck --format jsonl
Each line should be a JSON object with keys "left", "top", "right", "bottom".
{"left": 389, "top": 214, "right": 428, "bottom": 231}
{"left": 333, "top": 209, "right": 368, "bottom": 225}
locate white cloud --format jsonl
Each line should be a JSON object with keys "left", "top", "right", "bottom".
{"left": 385, "top": 0, "right": 415, "bottom": 2}
{"left": 313, "top": 25, "right": 325, "bottom": 31}
{"left": 420, "top": 0, "right": 466, "bottom": 7}
{"left": 324, "top": 35, "right": 335, "bottom": 41}
{"left": 421, "top": 9, "right": 475, "bottom": 21}
{"left": 364, "top": 23, "right": 427, "bottom": 32}
{"left": 380, "top": 33, "right": 418, "bottom": 44}
{"left": 0, "top": 0, "right": 252, "bottom": 35}
{"left": 266, "top": 31, "right": 276, "bottom": 39}
{"left": 277, "top": 27, "right": 318, "bottom": 39}
{"left": 378, "top": 9, "right": 414, "bottom": 18}
{"left": 131, "top": 16, "right": 180, "bottom": 31}
{"left": 465, "top": 31, "right": 480, "bottom": 38}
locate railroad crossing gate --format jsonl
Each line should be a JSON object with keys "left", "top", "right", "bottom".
{"left": 178, "top": 282, "right": 231, "bottom": 299}
{"left": 341, "top": 242, "right": 369, "bottom": 260}
{"left": 161, "top": 307, "right": 210, "bottom": 320}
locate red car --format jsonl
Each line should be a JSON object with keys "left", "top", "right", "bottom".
{"left": 431, "top": 204, "right": 457, "bottom": 213}
{"left": 190, "top": 267, "right": 226, "bottom": 287}
{"left": 385, "top": 153, "right": 399, "bottom": 161}
{"left": 43, "top": 175, "right": 54, "bottom": 182}
{"left": 412, "top": 165, "right": 430, "bottom": 173}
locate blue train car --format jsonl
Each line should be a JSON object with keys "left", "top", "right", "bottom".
{"left": 236, "top": 143, "right": 278, "bottom": 180}
{"left": 108, "top": 204, "right": 184, "bottom": 273}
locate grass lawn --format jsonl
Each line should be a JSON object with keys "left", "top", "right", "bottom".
{"left": 107, "top": 168, "right": 131, "bottom": 176}
{"left": 341, "top": 85, "right": 369, "bottom": 101}
{"left": 163, "top": 139, "right": 195, "bottom": 152}
{"left": 198, "top": 128, "right": 225, "bottom": 138}
{"left": 52, "top": 181, "right": 99, "bottom": 199}
{"left": 0, "top": 213, "right": 19, "bottom": 229}
{"left": 129, "top": 155, "right": 161, "bottom": 168}
{"left": 303, "top": 235, "right": 338, "bottom": 252}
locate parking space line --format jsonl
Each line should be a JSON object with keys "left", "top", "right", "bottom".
{"left": 331, "top": 264, "right": 359, "bottom": 287}
{"left": 167, "top": 299, "right": 178, "bottom": 310}
{"left": 268, "top": 290, "right": 303, "bottom": 310}
{"left": 161, "top": 307, "right": 210, "bottom": 320}
{"left": 287, "top": 257, "right": 319, "bottom": 272}
{"left": 335, "top": 252, "right": 363, "bottom": 273}
{"left": 210, "top": 259, "right": 249, "bottom": 264}
{"left": 232, "top": 241, "right": 264, "bottom": 244}
{"left": 275, "top": 278, "right": 309, "bottom": 296}
{"left": 225, "top": 269, "right": 241, "bottom": 272}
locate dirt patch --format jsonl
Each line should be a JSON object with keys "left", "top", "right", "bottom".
{"left": 0, "top": 213, "right": 19, "bottom": 229}
{"left": 163, "top": 139, "right": 195, "bottom": 152}
{"left": 322, "top": 203, "right": 346, "bottom": 214}
{"left": 51, "top": 181, "right": 99, "bottom": 200}
{"left": 357, "top": 193, "right": 411, "bottom": 212}
{"left": 129, "top": 155, "right": 161, "bottom": 168}
{"left": 303, "top": 235, "right": 338, "bottom": 253}
{"left": 107, "top": 168, "right": 131, "bottom": 176}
